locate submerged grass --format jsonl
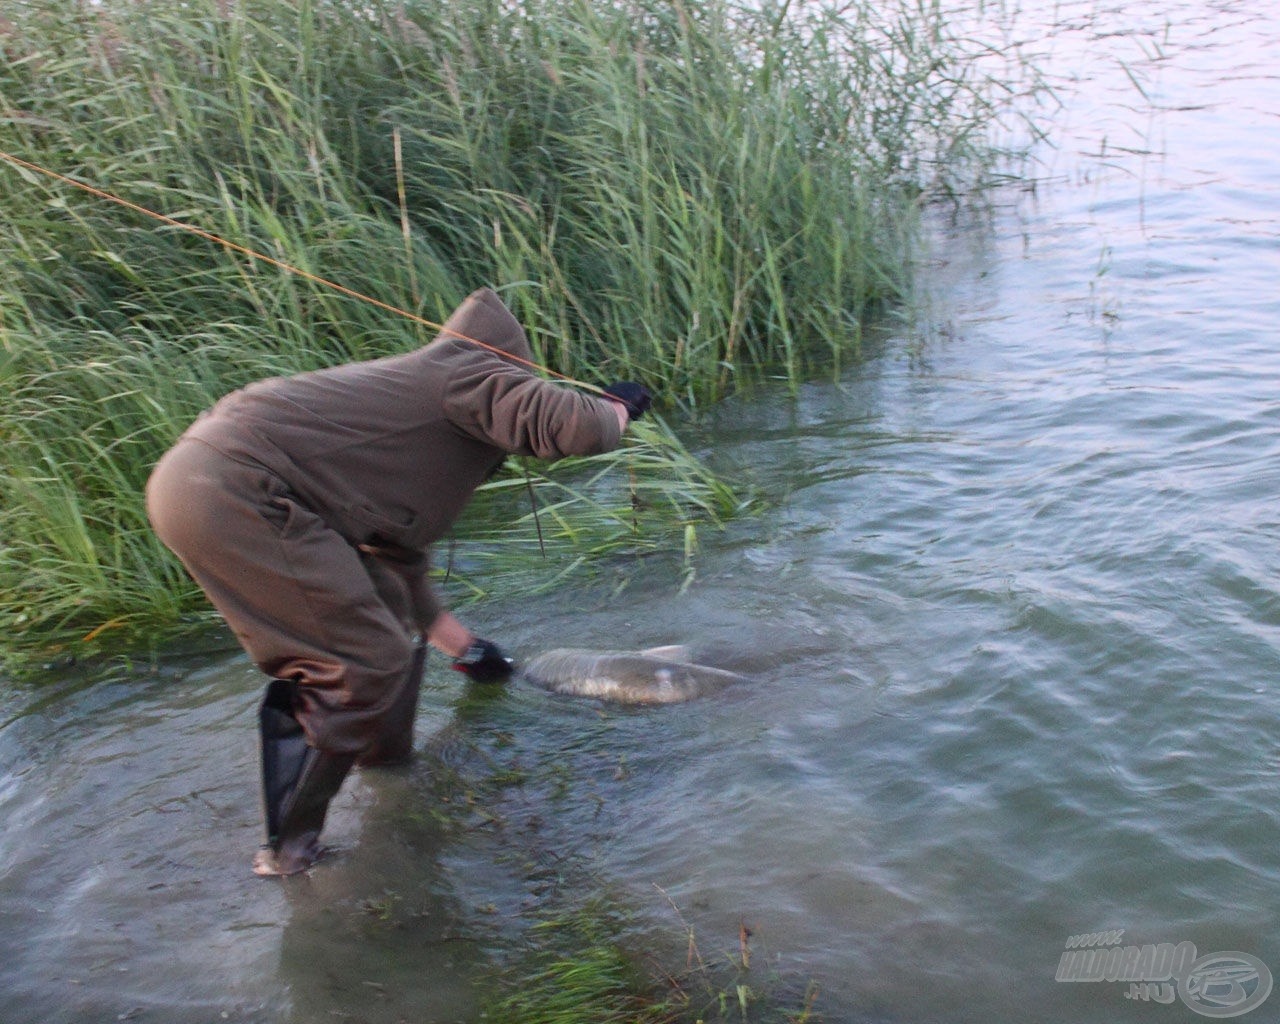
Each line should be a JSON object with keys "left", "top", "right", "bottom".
{"left": 481, "top": 894, "right": 823, "bottom": 1024}
{"left": 0, "top": 0, "right": 1027, "bottom": 667}
{"left": 483, "top": 909, "right": 679, "bottom": 1024}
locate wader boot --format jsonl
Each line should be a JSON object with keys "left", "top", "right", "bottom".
{"left": 356, "top": 640, "right": 426, "bottom": 769}
{"left": 253, "top": 678, "right": 356, "bottom": 877}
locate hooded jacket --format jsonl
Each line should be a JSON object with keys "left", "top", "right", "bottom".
{"left": 177, "top": 288, "right": 623, "bottom": 626}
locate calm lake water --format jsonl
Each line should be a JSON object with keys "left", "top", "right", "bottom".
{"left": 3, "top": 0, "right": 1278, "bottom": 1021}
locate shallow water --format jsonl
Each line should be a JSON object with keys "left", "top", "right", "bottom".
{"left": 3, "top": 0, "right": 1280, "bottom": 1021}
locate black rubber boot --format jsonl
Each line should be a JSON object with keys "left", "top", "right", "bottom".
{"left": 254, "top": 678, "right": 356, "bottom": 877}
{"left": 356, "top": 641, "right": 426, "bottom": 769}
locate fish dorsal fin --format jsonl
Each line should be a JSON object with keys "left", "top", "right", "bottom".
{"left": 640, "top": 645, "right": 691, "bottom": 663}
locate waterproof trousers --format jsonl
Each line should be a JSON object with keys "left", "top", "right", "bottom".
{"left": 146, "top": 438, "right": 427, "bottom": 757}
{"left": 147, "top": 438, "right": 429, "bottom": 871}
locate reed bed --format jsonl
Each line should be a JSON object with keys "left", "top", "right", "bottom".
{"left": 0, "top": 0, "right": 1022, "bottom": 666}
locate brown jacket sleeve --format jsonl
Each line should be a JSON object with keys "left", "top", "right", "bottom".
{"left": 357, "top": 539, "right": 445, "bottom": 631}
{"left": 409, "top": 570, "right": 444, "bottom": 633}
{"left": 442, "top": 347, "right": 624, "bottom": 459}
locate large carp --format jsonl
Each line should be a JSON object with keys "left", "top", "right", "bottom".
{"left": 521, "top": 645, "right": 747, "bottom": 705}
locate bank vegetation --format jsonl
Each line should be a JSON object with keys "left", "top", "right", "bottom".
{"left": 1, "top": 0, "right": 1021, "bottom": 668}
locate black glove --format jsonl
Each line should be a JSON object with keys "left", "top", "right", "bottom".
{"left": 603, "top": 381, "right": 653, "bottom": 421}
{"left": 452, "top": 638, "right": 515, "bottom": 683}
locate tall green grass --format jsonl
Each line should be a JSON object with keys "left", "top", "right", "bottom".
{"left": 0, "top": 0, "right": 1021, "bottom": 667}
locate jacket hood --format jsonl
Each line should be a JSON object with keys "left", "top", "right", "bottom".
{"left": 433, "top": 287, "right": 536, "bottom": 364}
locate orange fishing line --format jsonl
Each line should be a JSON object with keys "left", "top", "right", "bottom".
{"left": 0, "top": 149, "right": 608, "bottom": 396}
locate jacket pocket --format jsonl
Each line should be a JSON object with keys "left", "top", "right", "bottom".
{"left": 345, "top": 503, "right": 420, "bottom": 547}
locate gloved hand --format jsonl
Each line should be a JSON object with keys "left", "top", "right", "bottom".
{"left": 603, "top": 381, "right": 653, "bottom": 421}
{"left": 452, "top": 638, "right": 515, "bottom": 683}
